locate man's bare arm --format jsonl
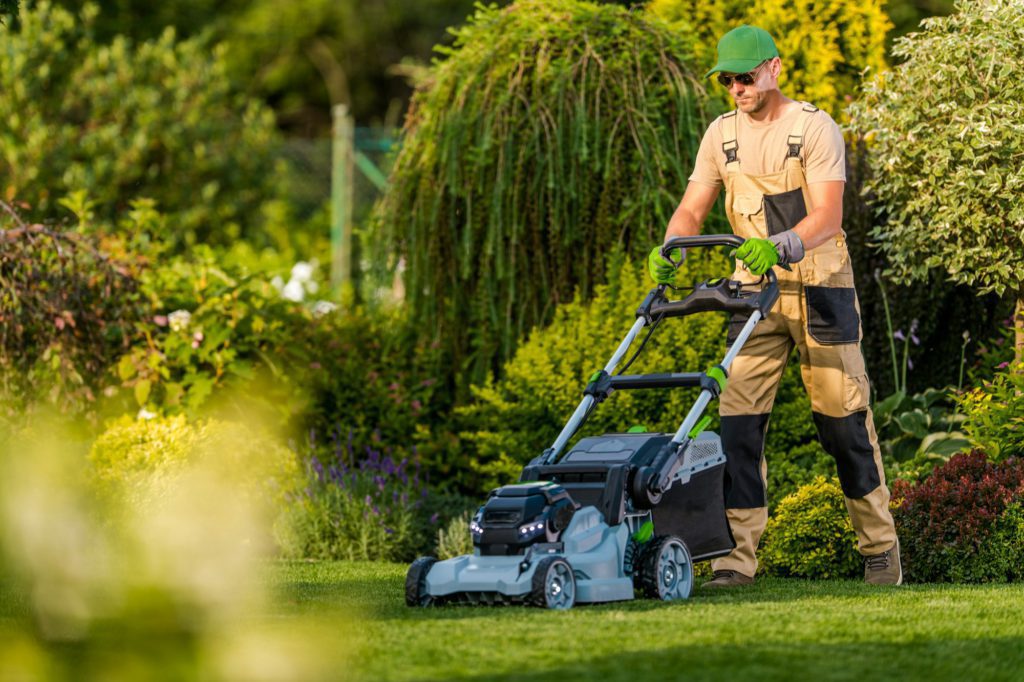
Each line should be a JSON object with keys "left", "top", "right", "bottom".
{"left": 663, "top": 182, "right": 720, "bottom": 242}
{"left": 791, "top": 181, "right": 844, "bottom": 250}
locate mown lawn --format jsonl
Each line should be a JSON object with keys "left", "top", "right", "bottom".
{"left": 269, "top": 561, "right": 1024, "bottom": 682}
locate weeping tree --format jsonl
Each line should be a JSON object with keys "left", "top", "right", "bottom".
{"left": 372, "top": 0, "right": 720, "bottom": 396}
{"left": 848, "top": 0, "right": 1024, "bottom": 367}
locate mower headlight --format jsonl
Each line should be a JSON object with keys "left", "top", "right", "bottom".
{"left": 518, "top": 520, "right": 546, "bottom": 537}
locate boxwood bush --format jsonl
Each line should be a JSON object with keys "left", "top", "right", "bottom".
{"left": 759, "top": 477, "right": 861, "bottom": 579}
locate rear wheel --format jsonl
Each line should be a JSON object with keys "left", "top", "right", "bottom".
{"left": 638, "top": 536, "right": 693, "bottom": 601}
{"left": 529, "top": 557, "right": 576, "bottom": 610}
{"left": 405, "top": 556, "right": 438, "bottom": 607}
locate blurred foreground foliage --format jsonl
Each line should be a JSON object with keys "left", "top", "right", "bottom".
{"left": 0, "top": 417, "right": 348, "bottom": 680}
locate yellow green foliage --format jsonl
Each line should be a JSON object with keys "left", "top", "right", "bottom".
{"left": 646, "top": 0, "right": 891, "bottom": 119}
{"left": 436, "top": 510, "right": 475, "bottom": 560}
{"left": 759, "top": 476, "right": 861, "bottom": 578}
{"left": 89, "top": 414, "right": 300, "bottom": 513}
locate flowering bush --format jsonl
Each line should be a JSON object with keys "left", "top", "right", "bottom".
{"left": 113, "top": 246, "right": 315, "bottom": 420}
{"left": 759, "top": 477, "right": 861, "bottom": 579}
{"left": 277, "top": 438, "right": 435, "bottom": 562}
{"left": 892, "top": 451, "right": 1024, "bottom": 582}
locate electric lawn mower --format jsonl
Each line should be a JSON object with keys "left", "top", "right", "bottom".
{"left": 406, "top": 235, "right": 780, "bottom": 609}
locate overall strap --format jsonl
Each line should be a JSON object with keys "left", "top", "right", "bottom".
{"left": 786, "top": 102, "right": 819, "bottom": 159}
{"left": 720, "top": 110, "right": 740, "bottom": 173}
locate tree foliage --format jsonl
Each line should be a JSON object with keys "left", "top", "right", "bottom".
{"left": 847, "top": 0, "right": 1024, "bottom": 362}
{"left": 373, "top": 0, "right": 720, "bottom": 394}
{"left": 647, "top": 0, "right": 891, "bottom": 120}
{"left": 0, "top": 2, "right": 284, "bottom": 251}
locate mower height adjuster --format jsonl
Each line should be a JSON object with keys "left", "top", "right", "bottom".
{"left": 583, "top": 369, "right": 615, "bottom": 403}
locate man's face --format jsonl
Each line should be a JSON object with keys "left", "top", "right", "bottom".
{"left": 722, "top": 58, "right": 779, "bottom": 114}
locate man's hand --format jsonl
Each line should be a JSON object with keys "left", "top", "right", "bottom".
{"left": 734, "top": 238, "right": 779, "bottom": 276}
{"left": 647, "top": 245, "right": 684, "bottom": 284}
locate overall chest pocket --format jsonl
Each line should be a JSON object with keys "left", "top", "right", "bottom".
{"left": 763, "top": 188, "right": 808, "bottom": 236}
{"left": 805, "top": 286, "right": 860, "bottom": 344}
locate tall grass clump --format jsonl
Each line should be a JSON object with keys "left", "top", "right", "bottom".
{"left": 373, "top": 0, "right": 721, "bottom": 396}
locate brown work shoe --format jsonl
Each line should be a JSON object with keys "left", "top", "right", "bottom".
{"left": 701, "top": 570, "right": 755, "bottom": 589}
{"left": 864, "top": 538, "right": 903, "bottom": 585}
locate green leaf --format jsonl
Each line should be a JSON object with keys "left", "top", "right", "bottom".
{"left": 895, "top": 410, "right": 930, "bottom": 439}
{"left": 134, "top": 379, "right": 151, "bottom": 407}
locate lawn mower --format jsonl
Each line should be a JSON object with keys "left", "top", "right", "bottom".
{"left": 406, "top": 235, "right": 780, "bottom": 609}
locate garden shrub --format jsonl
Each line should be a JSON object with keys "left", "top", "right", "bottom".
{"left": 0, "top": 203, "right": 146, "bottom": 422}
{"left": 957, "top": 363, "right": 1024, "bottom": 462}
{"left": 848, "top": 0, "right": 1024, "bottom": 364}
{"left": 892, "top": 451, "right": 1024, "bottom": 583}
{"left": 113, "top": 246, "right": 316, "bottom": 422}
{"left": 0, "top": 2, "right": 285, "bottom": 251}
{"left": 759, "top": 477, "right": 861, "bottom": 579}
{"left": 89, "top": 414, "right": 300, "bottom": 513}
{"left": 373, "top": 0, "right": 723, "bottom": 396}
{"left": 276, "top": 443, "right": 436, "bottom": 562}
{"left": 647, "top": 0, "right": 891, "bottom": 120}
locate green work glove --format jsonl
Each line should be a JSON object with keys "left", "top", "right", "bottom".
{"left": 647, "top": 245, "right": 683, "bottom": 284}
{"left": 734, "top": 238, "right": 779, "bottom": 276}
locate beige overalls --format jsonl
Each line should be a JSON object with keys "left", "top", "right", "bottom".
{"left": 711, "top": 103, "right": 898, "bottom": 577}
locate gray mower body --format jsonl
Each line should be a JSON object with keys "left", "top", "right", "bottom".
{"left": 414, "top": 431, "right": 731, "bottom": 606}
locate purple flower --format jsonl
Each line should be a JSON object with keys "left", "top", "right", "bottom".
{"left": 907, "top": 358, "right": 914, "bottom": 370}
{"left": 384, "top": 527, "right": 395, "bottom": 534}
{"left": 997, "top": 361, "right": 1010, "bottom": 369}
{"left": 893, "top": 329, "right": 905, "bottom": 342}
{"left": 364, "top": 495, "right": 373, "bottom": 506}
{"left": 430, "top": 513, "right": 439, "bottom": 524}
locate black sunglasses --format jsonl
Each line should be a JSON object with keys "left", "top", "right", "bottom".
{"left": 717, "top": 61, "right": 769, "bottom": 88}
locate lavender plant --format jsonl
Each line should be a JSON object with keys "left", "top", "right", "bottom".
{"left": 277, "top": 430, "right": 436, "bottom": 562}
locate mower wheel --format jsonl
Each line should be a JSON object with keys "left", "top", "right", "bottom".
{"left": 529, "top": 556, "right": 576, "bottom": 610}
{"left": 405, "top": 556, "right": 439, "bottom": 607}
{"left": 638, "top": 535, "right": 693, "bottom": 601}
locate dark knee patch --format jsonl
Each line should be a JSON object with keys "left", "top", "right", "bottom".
{"left": 812, "top": 411, "right": 881, "bottom": 498}
{"left": 720, "top": 414, "right": 770, "bottom": 508}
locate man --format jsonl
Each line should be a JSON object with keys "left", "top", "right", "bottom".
{"left": 648, "top": 25, "right": 901, "bottom": 587}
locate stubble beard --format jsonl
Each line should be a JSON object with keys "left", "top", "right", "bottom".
{"left": 736, "top": 91, "right": 767, "bottom": 114}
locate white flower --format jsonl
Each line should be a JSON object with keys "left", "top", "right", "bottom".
{"left": 306, "top": 280, "right": 319, "bottom": 294}
{"left": 291, "top": 261, "right": 315, "bottom": 283}
{"left": 282, "top": 279, "right": 305, "bottom": 302}
{"left": 168, "top": 309, "right": 192, "bottom": 332}
{"left": 271, "top": 275, "right": 284, "bottom": 291}
{"left": 312, "top": 300, "right": 338, "bottom": 318}
{"left": 137, "top": 408, "right": 157, "bottom": 420}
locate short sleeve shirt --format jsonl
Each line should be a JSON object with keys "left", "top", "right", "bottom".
{"left": 688, "top": 102, "right": 846, "bottom": 188}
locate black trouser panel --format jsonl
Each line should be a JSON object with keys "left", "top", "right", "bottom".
{"left": 812, "top": 410, "right": 880, "bottom": 499}
{"left": 720, "top": 414, "right": 771, "bottom": 508}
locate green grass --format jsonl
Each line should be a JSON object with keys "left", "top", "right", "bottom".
{"left": 268, "top": 561, "right": 1024, "bottom": 682}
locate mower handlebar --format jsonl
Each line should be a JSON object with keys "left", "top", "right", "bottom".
{"left": 660, "top": 234, "right": 778, "bottom": 286}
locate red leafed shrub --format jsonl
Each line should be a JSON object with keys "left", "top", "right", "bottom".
{"left": 893, "top": 451, "right": 1024, "bottom": 583}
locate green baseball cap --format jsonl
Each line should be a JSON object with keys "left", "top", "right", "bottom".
{"left": 704, "top": 25, "right": 779, "bottom": 79}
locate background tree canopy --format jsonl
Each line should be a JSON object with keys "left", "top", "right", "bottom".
{"left": 371, "top": 0, "right": 721, "bottom": 396}
{"left": 0, "top": 2, "right": 284, "bottom": 250}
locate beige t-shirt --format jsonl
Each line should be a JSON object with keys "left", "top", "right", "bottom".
{"left": 688, "top": 102, "right": 846, "bottom": 187}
